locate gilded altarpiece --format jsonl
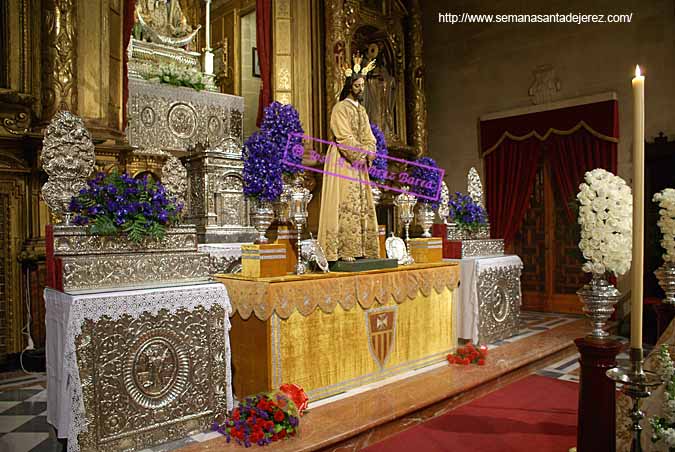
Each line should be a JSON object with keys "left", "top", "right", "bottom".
{"left": 324, "top": 0, "right": 427, "bottom": 157}
{"left": 0, "top": 172, "right": 28, "bottom": 362}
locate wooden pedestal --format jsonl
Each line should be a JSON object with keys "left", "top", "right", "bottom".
{"left": 575, "top": 337, "right": 622, "bottom": 452}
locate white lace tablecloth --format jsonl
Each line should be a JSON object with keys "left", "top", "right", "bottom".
{"left": 44, "top": 283, "right": 232, "bottom": 452}
{"left": 450, "top": 255, "right": 523, "bottom": 343}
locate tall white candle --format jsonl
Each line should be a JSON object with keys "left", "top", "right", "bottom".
{"left": 205, "top": 0, "right": 212, "bottom": 50}
{"left": 630, "top": 65, "right": 645, "bottom": 350}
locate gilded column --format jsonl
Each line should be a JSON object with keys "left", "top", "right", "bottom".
{"left": 41, "top": 0, "right": 77, "bottom": 121}
{"left": 407, "top": 0, "right": 427, "bottom": 157}
{"left": 272, "top": 0, "right": 292, "bottom": 105}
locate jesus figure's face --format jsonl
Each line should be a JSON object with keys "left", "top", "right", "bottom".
{"left": 350, "top": 77, "right": 365, "bottom": 102}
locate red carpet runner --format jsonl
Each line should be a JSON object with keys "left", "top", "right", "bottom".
{"left": 364, "top": 375, "right": 577, "bottom": 452}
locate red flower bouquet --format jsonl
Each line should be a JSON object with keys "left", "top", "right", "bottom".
{"left": 213, "top": 385, "right": 308, "bottom": 447}
{"left": 447, "top": 342, "right": 488, "bottom": 366}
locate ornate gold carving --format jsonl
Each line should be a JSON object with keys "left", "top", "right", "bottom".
{"left": 40, "top": 111, "right": 95, "bottom": 223}
{"left": 161, "top": 156, "right": 188, "bottom": 208}
{"left": 78, "top": 304, "right": 228, "bottom": 451}
{"left": 0, "top": 177, "right": 27, "bottom": 356}
{"left": 42, "top": 0, "right": 77, "bottom": 120}
{"left": 0, "top": 90, "right": 34, "bottom": 137}
{"left": 134, "top": 0, "right": 200, "bottom": 47}
{"left": 276, "top": 0, "right": 291, "bottom": 18}
{"left": 407, "top": 0, "right": 427, "bottom": 157}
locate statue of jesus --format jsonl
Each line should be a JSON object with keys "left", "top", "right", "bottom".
{"left": 318, "top": 57, "right": 380, "bottom": 262}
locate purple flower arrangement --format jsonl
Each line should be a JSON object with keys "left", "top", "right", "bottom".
{"left": 370, "top": 123, "right": 389, "bottom": 183}
{"left": 242, "top": 131, "right": 283, "bottom": 202}
{"left": 260, "top": 101, "right": 304, "bottom": 175}
{"left": 212, "top": 392, "right": 300, "bottom": 447}
{"left": 68, "top": 172, "right": 183, "bottom": 243}
{"left": 409, "top": 156, "right": 440, "bottom": 208}
{"left": 448, "top": 192, "right": 488, "bottom": 231}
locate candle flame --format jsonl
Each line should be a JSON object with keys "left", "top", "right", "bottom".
{"left": 635, "top": 65, "right": 642, "bottom": 77}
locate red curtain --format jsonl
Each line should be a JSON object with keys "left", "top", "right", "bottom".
{"left": 547, "top": 129, "right": 618, "bottom": 222}
{"left": 122, "top": 0, "right": 136, "bottom": 129}
{"left": 256, "top": 0, "right": 272, "bottom": 127}
{"left": 481, "top": 99, "right": 619, "bottom": 245}
{"left": 485, "top": 138, "right": 542, "bottom": 245}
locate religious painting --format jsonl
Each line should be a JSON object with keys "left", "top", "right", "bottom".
{"left": 252, "top": 47, "right": 261, "bottom": 78}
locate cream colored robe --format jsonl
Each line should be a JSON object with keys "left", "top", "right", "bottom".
{"left": 318, "top": 99, "right": 380, "bottom": 261}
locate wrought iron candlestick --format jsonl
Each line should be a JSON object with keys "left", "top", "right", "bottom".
{"left": 607, "top": 348, "right": 662, "bottom": 452}
{"left": 290, "top": 176, "right": 312, "bottom": 275}
{"left": 394, "top": 186, "right": 417, "bottom": 255}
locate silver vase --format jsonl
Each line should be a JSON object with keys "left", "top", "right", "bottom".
{"left": 250, "top": 200, "right": 274, "bottom": 244}
{"left": 577, "top": 272, "right": 621, "bottom": 339}
{"left": 275, "top": 178, "right": 294, "bottom": 224}
{"left": 655, "top": 262, "right": 675, "bottom": 304}
{"left": 371, "top": 186, "right": 382, "bottom": 206}
{"left": 419, "top": 202, "right": 435, "bottom": 238}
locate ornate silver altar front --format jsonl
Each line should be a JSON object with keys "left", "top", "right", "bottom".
{"left": 51, "top": 225, "right": 211, "bottom": 293}
{"left": 456, "top": 255, "right": 523, "bottom": 344}
{"left": 44, "top": 283, "right": 233, "bottom": 452}
{"left": 477, "top": 259, "right": 523, "bottom": 344}
{"left": 452, "top": 238, "right": 505, "bottom": 258}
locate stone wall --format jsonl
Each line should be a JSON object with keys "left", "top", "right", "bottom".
{"left": 422, "top": 0, "right": 675, "bottom": 192}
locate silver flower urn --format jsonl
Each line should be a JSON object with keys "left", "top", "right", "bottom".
{"left": 250, "top": 200, "right": 274, "bottom": 244}
{"left": 275, "top": 177, "right": 295, "bottom": 224}
{"left": 371, "top": 185, "right": 382, "bottom": 206}
{"left": 577, "top": 272, "right": 621, "bottom": 339}
{"left": 655, "top": 261, "right": 675, "bottom": 304}
{"left": 419, "top": 202, "right": 435, "bottom": 238}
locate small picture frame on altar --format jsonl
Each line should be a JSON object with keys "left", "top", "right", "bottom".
{"left": 252, "top": 47, "right": 261, "bottom": 78}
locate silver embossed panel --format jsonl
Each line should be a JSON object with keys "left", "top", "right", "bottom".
{"left": 127, "top": 78, "right": 244, "bottom": 152}
{"left": 61, "top": 252, "right": 211, "bottom": 293}
{"left": 77, "top": 305, "right": 228, "bottom": 451}
{"left": 477, "top": 264, "right": 522, "bottom": 344}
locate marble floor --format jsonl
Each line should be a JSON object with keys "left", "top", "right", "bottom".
{"left": 0, "top": 311, "right": 587, "bottom": 452}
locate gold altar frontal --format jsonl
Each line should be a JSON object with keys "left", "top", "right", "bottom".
{"left": 215, "top": 263, "right": 459, "bottom": 401}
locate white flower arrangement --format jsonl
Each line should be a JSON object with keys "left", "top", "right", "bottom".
{"left": 144, "top": 63, "right": 205, "bottom": 91}
{"left": 651, "top": 345, "right": 675, "bottom": 447}
{"left": 654, "top": 188, "right": 675, "bottom": 263}
{"left": 577, "top": 168, "right": 632, "bottom": 276}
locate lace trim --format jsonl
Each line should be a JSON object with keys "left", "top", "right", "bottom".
{"left": 218, "top": 263, "right": 460, "bottom": 320}
{"left": 46, "top": 284, "right": 232, "bottom": 452}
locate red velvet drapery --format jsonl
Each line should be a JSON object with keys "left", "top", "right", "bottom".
{"left": 548, "top": 129, "right": 618, "bottom": 222}
{"left": 256, "top": 0, "right": 272, "bottom": 127}
{"left": 481, "top": 99, "right": 619, "bottom": 246}
{"left": 485, "top": 138, "right": 542, "bottom": 245}
{"left": 122, "top": 0, "right": 136, "bottom": 129}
